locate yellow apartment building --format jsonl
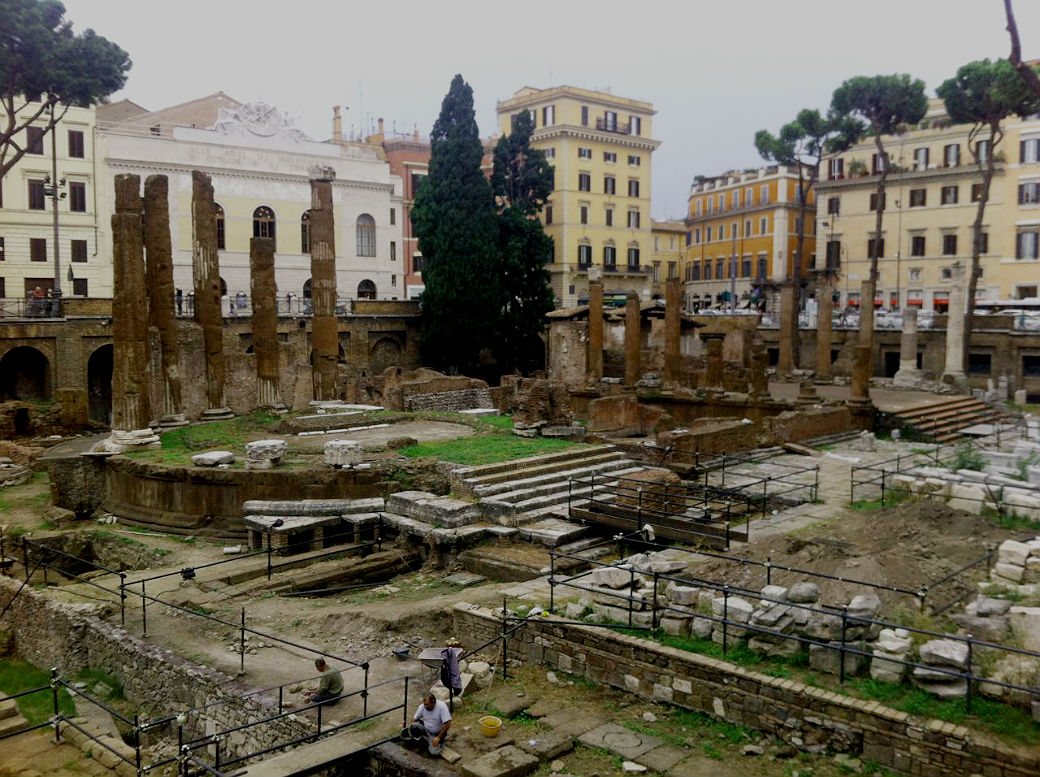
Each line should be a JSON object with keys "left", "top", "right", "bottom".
{"left": 684, "top": 166, "right": 816, "bottom": 310}
{"left": 496, "top": 86, "right": 660, "bottom": 308}
{"left": 816, "top": 98, "right": 1040, "bottom": 312}
{"left": 0, "top": 101, "right": 99, "bottom": 302}
{"left": 650, "top": 219, "right": 687, "bottom": 298}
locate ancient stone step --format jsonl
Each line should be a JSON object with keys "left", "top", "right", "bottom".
{"left": 0, "top": 698, "right": 19, "bottom": 720}
{"left": 0, "top": 710, "right": 28, "bottom": 737}
{"left": 453, "top": 444, "right": 616, "bottom": 482}
{"left": 517, "top": 519, "right": 591, "bottom": 547}
{"left": 471, "top": 454, "right": 633, "bottom": 497}
{"left": 483, "top": 463, "right": 647, "bottom": 504}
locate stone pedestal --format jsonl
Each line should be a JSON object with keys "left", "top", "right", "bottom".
{"left": 325, "top": 439, "right": 362, "bottom": 468}
{"left": 309, "top": 171, "right": 339, "bottom": 402}
{"left": 250, "top": 237, "right": 284, "bottom": 411}
{"left": 893, "top": 306, "right": 923, "bottom": 388}
{"left": 815, "top": 279, "right": 833, "bottom": 383}
{"left": 942, "top": 261, "right": 968, "bottom": 387}
{"left": 192, "top": 171, "right": 232, "bottom": 419}
{"left": 664, "top": 277, "right": 681, "bottom": 387}
{"left": 796, "top": 379, "right": 819, "bottom": 404}
{"left": 98, "top": 428, "right": 161, "bottom": 453}
{"left": 778, "top": 283, "right": 796, "bottom": 376}
{"left": 849, "top": 343, "right": 873, "bottom": 406}
{"left": 702, "top": 333, "right": 725, "bottom": 390}
{"left": 144, "top": 175, "right": 187, "bottom": 427}
{"left": 624, "top": 292, "right": 641, "bottom": 387}
{"left": 587, "top": 280, "right": 604, "bottom": 383}
{"left": 749, "top": 336, "right": 769, "bottom": 398}
{"left": 245, "top": 439, "right": 288, "bottom": 470}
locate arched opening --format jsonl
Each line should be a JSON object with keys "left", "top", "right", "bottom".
{"left": 253, "top": 205, "right": 276, "bottom": 244}
{"left": 215, "top": 203, "right": 226, "bottom": 250}
{"left": 0, "top": 346, "right": 51, "bottom": 400}
{"left": 370, "top": 337, "right": 402, "bottom": 373}
{"left": 357, "top": 280, "right": 376, "bottom": 300}
{"left": 355, "top": 214, "right": 376, "bottom": 257}
{"left": 219, "top": 277, "right": 228, "bottom": 296}
{"left": 303, "top": 279, "right": 312, "bottom": 299}
{"left": 300, "top": 211, "right": 311, "bottom": 254}
{"left": 87, "top": 344, "right": 113, "bottom": 424}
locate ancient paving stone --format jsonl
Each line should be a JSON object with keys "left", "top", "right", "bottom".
{"left": 515, "top": 730, "right": 574, "bottom": 760}
{"left": 485, "top": 689, "right": 537, "bottom": 719}
{"left": 577, "top": 723, "right": 662, "bottom": 761}
{"left": 191, "top": 451, "right": 234, "bottom": 467}
{"left": 538, "top": 709, "right": 607, "bottom": 738}
{"left": 459, "top": 745, "right": 539, "bottom": 777}
{"left": 636, "top": 745, "right": 688, "bottom": 772}
{"left": 444, "top": 572, "right": 486, "bottom": 586}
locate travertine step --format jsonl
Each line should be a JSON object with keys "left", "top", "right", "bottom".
{"left": 471, "top": 454, "right": 632, "bottom": 497}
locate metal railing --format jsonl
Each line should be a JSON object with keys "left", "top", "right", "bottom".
{"left": 0, "top": 296, "right": 63, "bottom": 319}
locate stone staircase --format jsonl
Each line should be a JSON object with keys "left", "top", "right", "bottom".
{"left": 891, "top": 397, "right": 1015, "bottom": 443}
{"left": 0, "top": 697, "right": 29, "bottom": 738}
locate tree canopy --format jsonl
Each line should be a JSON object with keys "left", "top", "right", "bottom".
{"left": 491, "top": 111, "right": 554, "bottom": 216}
{"left": 0, "top": 0, "right": 131, "bottom": 179}
{"left": 831, "top": 74, "right": 927, "bottom": 138}
{"left": 937, "top": 58, "right": 1039, "bottom": 132}
{"left": 412, "top": 74, "right": 500, "bottom": 375}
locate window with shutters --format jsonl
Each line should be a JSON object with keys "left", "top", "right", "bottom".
{"left": 628, "top": 155, "right": 641, "bottom": 167}
{"left": 605, "top": 207, "right": 613, "bottom": 227}
{"left": 1016, "top": 229, "right": 1039, "bottom": 259}
{"left": 69, "top": 182, "right": 86, "bottom": 212}
{"left": 627, "top": 210, "right": 640, "bottom": 228}
{"left": 872, "top": 152, "right": 887, "bottom": 174}
{"left": 828, "top": 157, "right": 844, "bottom": 180}
{"left": 603, "top": 245, "right": 616, "bottom": 270}
{"left": 944, "top": 144, "right": 960, "bottom": 167}
{"left": 71, "top": 239, "right": 87, "bottom": 263}
{"left": 604, "top": 176, "right": 615, "bottom": 195}
{"left": 704, "top": 261, "right": 712, "bottom": 280}
{"left": 941, "top": 185, "right": 959, "bottom": 205}
{"left": 581, "top": 106, "right": 589, "bottom": 126}
{"left": 910, "top": 235, "right": 926, "bottom": 257}
{"left": 826, "top": 240, "right": 841, "bottom": 267}
{"left": 578, "top": 173, "right": 590, "bottom": 192}
{"left": 759, "top": 217, "right": 768, "bottom": 234}
{"left": 1021, "top": 137, "right": 1040, "bottom": 163}
{"left": 706, "top": 226, "right": 712, "bottom": 242}
{"left": 744, "top": 220, "right": 751, "bottom": 237}
{"left": 716, "top": 258, "right": 725, "bottom": 279}
{"left": 976, "top": 139, "right": 991, "bottom": 164}
{"left": 913, "top": 147, "right": 929, "bottom": 171}
{"left": 942, "top": 234, "right": 958, "bottom": 256}
{"left": 68, "top": 130, "right": 85, "bottom": 158}
{"left": 630, "top": 116, "right": 641, "bottom": 135}
{"left": 909, "top": 189, "right": 926, "bottom": 207}
{"left": 577, "top": 243, "right": 591, "bottom": 268}
{"left": 627, "top": 247, "right": 640, "bottom": 270}
{"left": 26, "top": 126, "right": 44, "bottom": 154}
{"left": 1019, "top": 182, "right": 1040, "bottom": 204}
{"left": 542, "top": 105, "right": 554, "bottom": 125}
{"left": 760, "top": 185, "right": 769, "bottom": 204}
{"left": 628, "top": 179, "right": 640, "bottom": 197}
{"left": 603, "top": 111, "right": 617, "bottom": 131}
{"left": 28, "top": 180, "right": 45, "bottom": 210}
{"left": 603, "top": 152, "right": 616, "bottom": 163}
{"left": 827, "top": 197, "right": 840, "bottom": 215}
{"left": 580, "top": 205, "right": 588, "bottom": 225}
{"left": 578, "top": 147, "right": 592, "bottom": 159}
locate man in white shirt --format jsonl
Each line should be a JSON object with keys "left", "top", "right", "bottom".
{"left": 403, "top": 691, "right": 452, "bottom": 755}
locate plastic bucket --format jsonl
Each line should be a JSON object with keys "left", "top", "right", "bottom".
{"left": 478, "top": 715, "right": 502, "bottom": 737}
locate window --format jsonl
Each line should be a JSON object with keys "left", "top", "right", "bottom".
{"left": 704, "top": 261, "right": 712, "bottom": 280}
{"left": 1019, "top": 182, "right": 1040, "bottom": 204}
{"left": 604, "top": 176, "right": 615, "bottom": 195}
{"left": 732, "top": 190, "right": 740, "bottom": 208}
{"left": 630, "top": 116, "right": 641, "bottom": 135}
{"left": 628, "top": 179, "right": 640, "bottom": 197}
{"left": 411, "top": 173, "right": 425, "bottom": 197}
{"left": 744, "top": 220, "right": 751, "bottom": 237}
{"left": 603, "top": 111, "right": 617, "bottom": 131}
{"left": 942, "top": 234, "right": 958, "bottom": 255}
{"left": 759, "top": 217, "right": 767, "bottom": 234}
{"left": 30, "top": 238, "right": 47, "bottom": 262}
{"left": 578, "top": 243, "right": 592, "bottom": 268}
{"left": 604, "top": 152, "right": 616, "bottom": 163}
{"left": 71, "top": 239, "right": 87, "bottom": 263}
{"left": 603, "top": 245, "right": 616, "bottom": 269}
{"left": 968, "top": 353, "right": 992, "bottom": 375}
{"left": 757, "top": 256, "right": 768, "bottom": 280}
{"left": 867, "top": 238, "right": 885, "bottom": 258}
{"left": 828, "top": 157, "right": 844, "bottom": 180}
{"left": 605, "top": 207, "right": 613, "bottom": 227}
{"left": 692, "top": 262, "right": 701, "bottom": 280}
{"left": 1021, "top": 137, "right": 1040, "bottom": 163}
{"left": 706, "top": 226, "right": 712, "bottom": 242}
{"left": 26, "top": 126, "right": 44, "bottom": 154}
{"left": 542, "top": 105, "right": 554, "bottom": 125}
{"left": 544, "top": 147, "right": 555, "bottom": 159}
{"left": 1016, "top": 229, "right": 1039, "bottom": 259}
{"left": 68, "top": 130, "right": 84, "bottom": 158}
{"left": 760, "top": 184, "right": 769, "bottom": 204}
{"left": 28, "top": 179, "right": 46, "bottom": 210}
{"left": 977, "top": 232, "right": 989, "bottom": 253}
{"left": 627, "top": 247, "right": 640, "bottom": 269}
{"left": 693, "top": 228, "right": 700, "bottom": 244}
{"left": 872, "top": 152, "right": 887, "bottom": 174}
{"left": 390, "top": 241, "right": 396, "bottom": 261}
{"left": 913, "top": 147, "right": 929, "bottom": 171}
{"left": 827, "top": 196, "right": 840, "bottom": 215}
{"left": 581, "top": 106, "right": 588, "bottom": 126}
{"left": 72, "top": 278, "right": 87, "bottom": 296}
{"left": 69, "top": 182, "right": 86, "bottom": 212}
{"left": 355, "top": 213, "right": 376, "bottom": 256}
{"left": 941, "top": 185, "right": 959, "bottom": 205}
{"left": 0, "top": 237, "right": 4, "bottom": 261}
{"left": 909, "top": 189, "right": 926, "bottom": 207}
{"left": 826, "top": 240, "right": 841, "bottom": 268}
{"left": 869, "top": 192, "right": 886, "bottom": 211}
{"left": 719, "top": 224, "right": 725, "bottom": 240}
{"left": 578, "top": 147, "right": 592, "bottom": 159}
{"left": 909, "top": 268, "right": 922, "bottom": 282}
{"left": 215, "top": 204, "right": 226, "bottom": 250}
{"left": 695, "top": 200, "right": 703, "bottom": 217}
{"left": 716, "top": 258, "right": 725, "bottom": 279}
{"left": 413, "top": 253, "right": 425, "bottom": 273}
{"left": 976, "top": 139, "right": 991, "bottom": 165}
{"left": 253, "top": 205, "right": 276, "bottom": 240}
{"left": 357, "top": 279, "right": 376, "bottom": 299}
{"left": 578, "top": 173, "right": 590, "bottom": 192}
{"left": 580, "top": 205, "right": 588, "bottom": 224}
{"left": 391, "top": 274, "right": 397, "bottom": 287}
{"left": 545, "top": 205, "right": 553, "bottom": 225}
{"left": 627, "top": 210, "right": 640, "bottom": 228}
{"left": 944, "top": 143, "right": 960, "bottom": 167}
{"left": 741, "top": 257, "right": 752, "bottom": 277}
{"left": 628, "top": 155, "right": 641, "bottom": 167}
{"left": 911, "top": 235, "right": 926, "bottom": 257}
{"left": 718, "top": 194, "right": 724, "bottom": 210}
{"left": 940, "top": 267, "right": 952, "bottom": 280}
{"left": 971, "top": 183, "right": 984, "bottom": 202}
{"left": 389, "top": 208, "right": 396, "bottom": 225}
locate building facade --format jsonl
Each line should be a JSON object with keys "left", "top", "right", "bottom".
{"left": 816, "top": 98, "right": 1040, "bottom": 312}
{"left": 0, "top": 101, "right": 99, "bottom": 302}
{"left": 684, "top": 166, "right": 816, "bottom": 310}
{"left": 496, "top": 86, "right": 660, "bottom": 308}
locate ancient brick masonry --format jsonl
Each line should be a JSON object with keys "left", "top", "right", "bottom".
{"left": 111, "top": 174, "right": 151, "bottom": 431}
{"left": 249, "top": 237, "right": 283, "bottom": 410}
{"left": 191, "top": 171, "right": 232, "bottom": 419}
{"left": 587, "top": 280, "right": 604, "bottom": 382}
{"left": 143, "top": 175, "right": 186, "bottom": 426}
{"left": 815, "top": 276, "right": 833, "bottom": 383}
{"left": 624, "top": 292, "right": 641, "bottom": 387}
{"left": 664, "top": 277, "right": 681, "bottom": 387}
{"left": 778, "top": 282, "right": 795, "bottom": 376}
{"left": 309, "top": 171, "right": 339, "bottom": 402}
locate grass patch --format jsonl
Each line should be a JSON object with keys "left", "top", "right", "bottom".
{"left": 0, "top": 659, "right": 76, "bottom": 725}
{"left": 850, "top": 491, "right": 909, "bottom": 511}
{"left": 74, "top": 668, "right": 124, "bottom": 701}
{"left": 984, "top": 508, "right": 1040, "bottom": 532}
{"left": 124, "top": 411, "right": 283, "bottom": 463}
{"left": 477, "top": 414, "right": 514, "bottom": 431}
{"left": 398, "top": 434, "right": 583, "bottom": 466}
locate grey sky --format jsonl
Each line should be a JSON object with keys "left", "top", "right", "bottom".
{"left": 62, "top": 0, "right": 1040, "bottom": 220}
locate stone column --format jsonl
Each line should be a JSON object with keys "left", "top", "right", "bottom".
{"left": 850, "top": 344, "right": 872, "bottom": 405}
{"left": 703, "top": 333, "right": 725, "bottom": 389}
{"left": 664, "top": 276, "right": 681, "bottom": 386}
{"left": 111, "top": 174, "right": 151, "bottom": 432}
{"left": 893, "top": 306, "right": 922, "bottom": 387}
{"left": 778, "top": 283, "right": 795, "bottom": 376}
{"left": 624, "top": 292, "right": 641, "bottom": 387}
{"left": 849, "top": 279, "right": 875, "bottom": 404}
{"left": 587, "top": 278, "right": 604, "bottom": 382}
{"left": 250, "top": 237, "right": 284, "bottom": 411}
{"left": 815, "top": 278, "right": 833, "bottom": 383}
{"left": 309, "top": 169, "right": 339, "bottom": 401}
{"left": 192, "top": 170, "right": 232, "bottom": 420}
{"left": 143, "top": 175, "right": 187, "bottom": 427}
{"left": 749, "top": 334, "right": 769, "bottom": 398}
{"left": 942, "top": 261, "right": 968, "bottom": 387}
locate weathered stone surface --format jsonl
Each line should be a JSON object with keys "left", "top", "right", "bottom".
{"left": 244, "top": 439, "right": 288, "bottom": 469}
{"left": 999, "top": 539, "right": 1033, "bottom": 567}
{"left": 949, "top": 613, "right": 1009, "bottom": 643}
{"left": 919, "top": 639, "right": 969, "bottom": 669}
{"left": 590, "top": 566, "right": 635, "bottom": 589}
{"left": 691, "top": 617, "right": 713, "bottom": 639}
{"left": 948, "top": 484, "right": 986, "bottom": 514}
{"left": 515, "top": 730, "right": 573, "bottom": 760}
{"left": 994, "top": 562, "right": 1026, "bottom": 583}
{"left": 786, "top": 582, "right": 819, "bottom": 603}
{"left": 848, "top": 593, "right": 880, "bottom": 620}
{"left": 759, "top": 585, "right": 788, "bottom": 603}
{"left": 809, "top": 643, "right": 862, "bottom": 676}
{"left": 976, "top": 596, "right": 1012, "bottom": 617}
{"left": 667, "top": 585, "right": 699, "bottom": 606}
{"left": 191, "top": 170, "right": 229, "bottom": 415}
{"left": 324, "top": 439, "right": 362, "bottom": 468}
{"left": 578, "top": 723, "right": 661, "bottom": 760}
{"left": 309, "top": 175, "right": 339, "bottom": 401}
{"left": 192, "top": 451, "right": 234, "bottom": 467}
{"left": 0, "top": 463, "right": 32, "bottom": 487}
{"left": 1010, "top": 606, "right": 1040, "bottom": 652}
{"left": 875, "top": 628, "right": 912, "bottom": 654}
{"left": 249, "top": 236, "right": 282, "bottom": 409}
{"left": 459, "top": 745, "right": 539, "bottom": 777}
{"left": 870, "top": 650, "right": 908, "bottom": 683}
{"left": 712, "top": 596, "right": 753, "bottom": 623}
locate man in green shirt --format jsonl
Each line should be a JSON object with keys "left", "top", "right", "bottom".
{"left": 305, "top": 658, "right": 342, "bottom": 705}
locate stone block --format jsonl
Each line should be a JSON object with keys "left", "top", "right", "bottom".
{"left": 809, "top": 643, "right": 862, "bottom": 676}
{"left": 711, "top": 595, "right": 753, "bottom": 623}
{"left": 459, "top": 745, "right": 539, "bottom": 777}
{"left": 667, "top": 585, "right": 699, "bottom": 606}
{"left": 577, "top": 723, "right": 661, "bottom": 760}
{"left": 324, "top": 439, "right": 362, "bottom": 467}
{"left": 244, "top": 439, "right": 287, "bottom": 469}
{"left": 875, "top": 627, "right": 913, "bottom": 654}
{"left": 515, "top": 730, "right": 574, "bottom": 760}
{"left": 999, "top": 539, "right": 1033, "bottom": 567}
{"left": 759, "top": 584, "right": 788, "bottom": 603}
{"left": 949, "top": 613, "right": 1009, "bottom": 643}
{"left": 976, "top": 596, "right": 1012, "bottom": 617}
{"left": 848, "top": 593, "right": 880, "bottom": 620}
{"left": 748, "top": 636, "right": 802, "bottom": 658}
{"left": 994, "top": 562, "right": 1025, "bottom": 583}
{"left": 912, "top": 676, "right": 968, "bottom": 699}
{"left": 191, "top": 450, "right": 234, "bottom": 467}
{"left": 869, "top": 650, "right": 908, "bottom": 683}
{"left": 1025, "top": 557, "right": 1040, "bottom": 584}
{"left": 786, "top": 582, "right": 819, "bottom": 603}
{"left": 1010, "top": 606, "right": 1040, "bottom": 652}
{"left": 948, "top": 484, "right": 986, "bottom": 514}
{"left": 691, "top": 617, "right": 713, "bottom": 639}
{"left": 752, "top": 603, "right": 792, "bottom": 629}
{"left": 590, "top": 566, "right": 636, "bottom": 589}
{"left": 919, "top": 639, "right": 969, "bottom": 669}
{"left": 660, "top": 617, "right": 689, "bottom": 636}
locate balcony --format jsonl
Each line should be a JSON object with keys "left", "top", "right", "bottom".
{"left": 595, "top": 117, "right": 631, "bottom": 135}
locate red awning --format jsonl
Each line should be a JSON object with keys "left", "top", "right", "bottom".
{"left": 848, "top": 300, "right": 861, "bottom": 307}
{"left": 933, "top": 298, "right": 949, "bottom": 305}
{"left": 907, "top": 299, "right": 923, "bottom": 306}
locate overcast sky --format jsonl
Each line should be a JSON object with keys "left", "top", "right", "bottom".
{"left": 61, "top": 0, "right": 1040, "bottom": 220}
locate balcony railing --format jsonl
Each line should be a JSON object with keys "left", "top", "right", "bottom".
{"left": 595, "top": 118, "right": 631, "bottom": 135}
{"left": 0, "top": 297, "right": 63, "bottom": 319}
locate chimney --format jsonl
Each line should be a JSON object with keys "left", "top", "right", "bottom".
{"left": 332, "top": 105, "right": 342, "bottom": 143}
{"left": 378, "top": 117, "right": 384, "bottom": 135}
{"left": 413, "top": 125, "right": 419, "bottom": 141}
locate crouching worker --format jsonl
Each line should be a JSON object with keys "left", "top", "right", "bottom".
{"left": 403, "top": 692, "right": 451, "bottom": 755}
{"left": 304, "top": 658, "right": 342, "bottom": 705}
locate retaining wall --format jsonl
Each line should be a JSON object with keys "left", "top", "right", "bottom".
{"left": 452, "top": 603, "right": 1039, "bottom": 777}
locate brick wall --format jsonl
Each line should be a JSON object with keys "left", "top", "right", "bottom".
{"left": 403, "top": 388, "right": 493, "bottom": 412}
{"left": 452, "top": 603, "right": 1038, "bottom": 777}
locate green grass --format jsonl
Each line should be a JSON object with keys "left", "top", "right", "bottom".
{"left": 477, "top": 415, "right": 514, "bottom": 431}
{"left": 398, "top": 434, "right": 583, "bottom": 466}
{"left": 850, "top": 491, "right": 909, "bottom": 511}
{"left": 74, "top": 668, "right": 124, "bottom": 701}
{"left": 983, "top": 507, "right": 1040, "bottom": 532}
{"left": 124, "top": 410, "right": 282, "bottom": 462}
{"left": 0, "top": 660, "right": 76, "bottom": 725}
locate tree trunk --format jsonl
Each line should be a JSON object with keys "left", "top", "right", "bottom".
{"left": 1006, "top": 0, "right": 1040, "bottom": 100}
{"left": 859, "top": 132, "right": 888, "bottom": 350}
{"left": 789, "top": 164, "right": 812, "bottom": 370}
{"left": 962, "top": 124, "right": 998, "bottom": 373}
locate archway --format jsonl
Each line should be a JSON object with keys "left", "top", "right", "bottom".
{"left": 87, "top": 345, "right": 113, "bottom": 424}
{"left": 357, "top": 280, "right": 376, "bottom": 300}
{"left": 0, "top": 346, "right": 50, "bottom": 400}
{"left": 370, "top": 337, "right": 402, "bottom": 373}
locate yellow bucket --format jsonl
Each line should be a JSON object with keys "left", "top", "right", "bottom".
{"left": 478, "top": 715, "right": 502, "bottom": 737}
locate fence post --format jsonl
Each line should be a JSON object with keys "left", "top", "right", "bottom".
{"left": 762, "top": 478, "right": 769, "bottom": 517}
{"left": 51, "top": 667, "right": 60, "bottom": 743}
{"left": 814, "top": 465, "right": 820, "bottom": 502}
{"left": 239, "top": 608, "right": 246, "bottom": 676}
{"left": 628, "top": 568, "right": 635, "bottom": 628}
{"left": 363, "top": 663, "right": 370, "bottom": 718}
{"left": 119, "top": 572, "right": 126, "bottom": 627}
{"left": 839, "top": 606, "right": 848, "bottom": 684}
{"left": 133, "top": 713, "right": 142, "bottom": 775}
{"left": 765, "top": 558, "right": 772, "bottom": 587}
{"left": 278, "top": 685, "right": 283, "bottom": 715}
{"left": 637, "top": 488, "right": 643, "bottom": 526}
{"left": 965, "top": 634, "right": 974, "bottom": 713}
{"left": 549, "top": 550, "right": 556, "bottom": 614}
{"left": 317, "top": 700, "right": 323, "bottom": 735}
{"left": 651, "top": 571, "right": 659, "bottom": 632}
{"left": 722, "top": 586, "right": 729, "bottom": 655}
{"left": 177, "top": 720, "right": 185, "bottom": 777}
{"left": 403, "top": 676, "right": 410, "bottom": 731}
{"left": 266, "top": 532, "right": 272, "bottom": 581}
{"left": 721, "top": 457, "right": 726, "bottom": 488}
{"left": 501, "top": 596, "right": 509, "bottom": 681}
{"left": 880, "top": 468, "right": 886, "bottom": 507}
{"left": 141, "top": 580, "right": 147, "bottom": 636}
{"left": 214, "top": 736, "right": 221, "bottom": 773}
{"left": 917, "top": 586, "right": 928, "bottom": 614}
{"left": 22, "top": 538, "right": 30, "bottom": 582}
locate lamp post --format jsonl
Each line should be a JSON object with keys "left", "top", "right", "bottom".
{"left": 43, "top": 97, "right": 65, "bottom": 315}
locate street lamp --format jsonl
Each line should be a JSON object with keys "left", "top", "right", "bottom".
{"left": 43, "top": 97, "right": 65, "bottom": 315}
